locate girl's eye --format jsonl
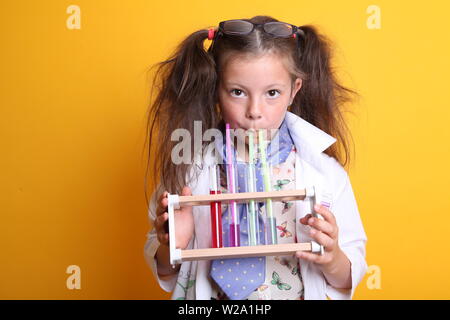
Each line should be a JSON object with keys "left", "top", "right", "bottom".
{"left": 267, "top": 89, "right": 281, "bottom": 98}
{"left": 230, "top": 89, "right": 245, "bottom": 97}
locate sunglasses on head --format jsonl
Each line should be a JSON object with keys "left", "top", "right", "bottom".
{"left": 216, "top": 19, "right": 304, "bottom": 39}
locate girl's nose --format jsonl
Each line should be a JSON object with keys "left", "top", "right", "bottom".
{"left": 245, "top": 101, "right": 262, "bottom": 120}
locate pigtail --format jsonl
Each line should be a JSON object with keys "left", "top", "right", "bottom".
{"left": 145, "top": 29, "right": 219, "bottom": 202}
{"left": 292, "top": 25, "right": 358, "bottom": 168}
{"left": 171, "top": 30, "right": 217, "bottom": 107}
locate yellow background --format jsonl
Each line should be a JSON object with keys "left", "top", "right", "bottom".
{"left": 1, "top": 0, "right": 449, "bottom": 299}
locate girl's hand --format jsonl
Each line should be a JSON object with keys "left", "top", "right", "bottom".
{"left": 296, "top": 204, "right": 343, "bottom": 272}
{"left": 154, "top": 186, "right": 194, "bottom": 250}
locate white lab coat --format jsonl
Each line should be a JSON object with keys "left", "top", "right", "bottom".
{"left": 144, "top": 111, "right": 368, "bottom": 300}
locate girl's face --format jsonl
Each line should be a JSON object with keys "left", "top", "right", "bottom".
{"left": 218, "top": 52, "right": 302, "bottom": 140}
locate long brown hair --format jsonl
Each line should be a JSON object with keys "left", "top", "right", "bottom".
{"left": 144, "top": 15, "right": 358, "bottom": 207}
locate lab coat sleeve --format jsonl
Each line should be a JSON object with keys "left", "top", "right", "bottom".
{"left": 143, "top": 185, "right": 178, "bottom": 292}
{"left": 325, "top": 169, "right": 368, "bottom": 300}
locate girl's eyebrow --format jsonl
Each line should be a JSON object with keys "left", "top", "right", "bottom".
{"left": 225, "top": 82, "right": 286, "bottom": 89}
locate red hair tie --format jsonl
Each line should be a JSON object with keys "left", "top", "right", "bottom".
{"left": 208, "top": 28, "right": 215, "bottom": 40}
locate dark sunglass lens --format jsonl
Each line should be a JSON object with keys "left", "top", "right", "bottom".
{"left": 264, "top": 22, "right": 293, "bottom": 37}
{"left": 223, "top": 20, "right": 253, "bottom": 34}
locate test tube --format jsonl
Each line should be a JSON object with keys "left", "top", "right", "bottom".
{"left": 246, "top": 132, "right": 258, "bottom": 246}
{"left": 226, "top": 124, "right": 240, "bottom": 247}
{"left": 209, "top": 164, "right": 223, "bottom": 248}
{"left": 226, "top": 161, "right": 240, "bottom": 247}
{"left": 258, "top": 129, "right": 277, "bottom": 245}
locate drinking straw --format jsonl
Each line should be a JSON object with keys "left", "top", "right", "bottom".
{"left": 225, "top": 123, "right": 240, "bottom": 247}
{"left": 258, "top": 129, "right": 277, "bottom": 245}
{"left": 209, "top": 164, "right": 223, "bottom": 248}
{"left": 247, "top": 131, "right": 258, "bottom": 246}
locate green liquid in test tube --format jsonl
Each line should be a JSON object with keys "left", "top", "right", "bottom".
{"left": 246, "top": 132, "right": 258, "bottom": 246}
{"left": 258, "top": 129, "right": 277, "bottom": 245}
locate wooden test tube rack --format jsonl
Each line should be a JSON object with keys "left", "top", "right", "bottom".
{"left": 167, "top": 187, "right": 325, "bottom": 265}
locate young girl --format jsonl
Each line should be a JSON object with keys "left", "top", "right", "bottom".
{"left": 144, "top": 15, "right": 367, "bottom": 300}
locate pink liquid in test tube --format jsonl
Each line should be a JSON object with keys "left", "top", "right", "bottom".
{"left": 226, "top": 123, "right": 240, "bottom": 247}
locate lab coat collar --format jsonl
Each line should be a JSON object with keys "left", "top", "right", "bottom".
{"left": 284, "top": 111, "right": 336, "bottom": 174}
{"left": 284, "top": 111, "right": 336, "bottom": 154}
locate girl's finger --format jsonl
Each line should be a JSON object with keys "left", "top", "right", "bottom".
{"left": 158, "top": 191, "right": 168, "bottom": 202}
{"left": 309, "top": 228, "right": 335, "bottom": 249}
{"left": 157, "top": 231, "right": 169, "bottom": 245}
{"left": 307, "top": 217, "right": 336, "bottom": 238}
{"left": 156, "top": 191, "right": 169, "bottom": 216}
{"left": 164, "top": 233, "right": 169, "bottom": 243}
{"left": 299, "top": 214, "right": 313, "bottom": 225}
{"left": 159, "top": 198, "right": 169, "bottom": 213}
{"left": 314, "top": 204, "right": 336, "bottom": 225}
{"left": 296, "top": 251, "right": 323, "bottom": 264}
{"left": 154, "top": 212, "right": 168, "bottom": 230}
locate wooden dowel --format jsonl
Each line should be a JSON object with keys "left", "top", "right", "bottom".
{"left": 178, "top": 189, "right": 307, "bottom": 206}
{"left": 180, "top": 243, "right": 312, "bottom": 261}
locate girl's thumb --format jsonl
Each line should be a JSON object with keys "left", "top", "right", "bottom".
{"left": 181, "top": 186, "right": 192, "bottom": 196}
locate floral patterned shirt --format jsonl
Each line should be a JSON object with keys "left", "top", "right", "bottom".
{"left": 210, "top": 146, "right": 304, "bottom": 300}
